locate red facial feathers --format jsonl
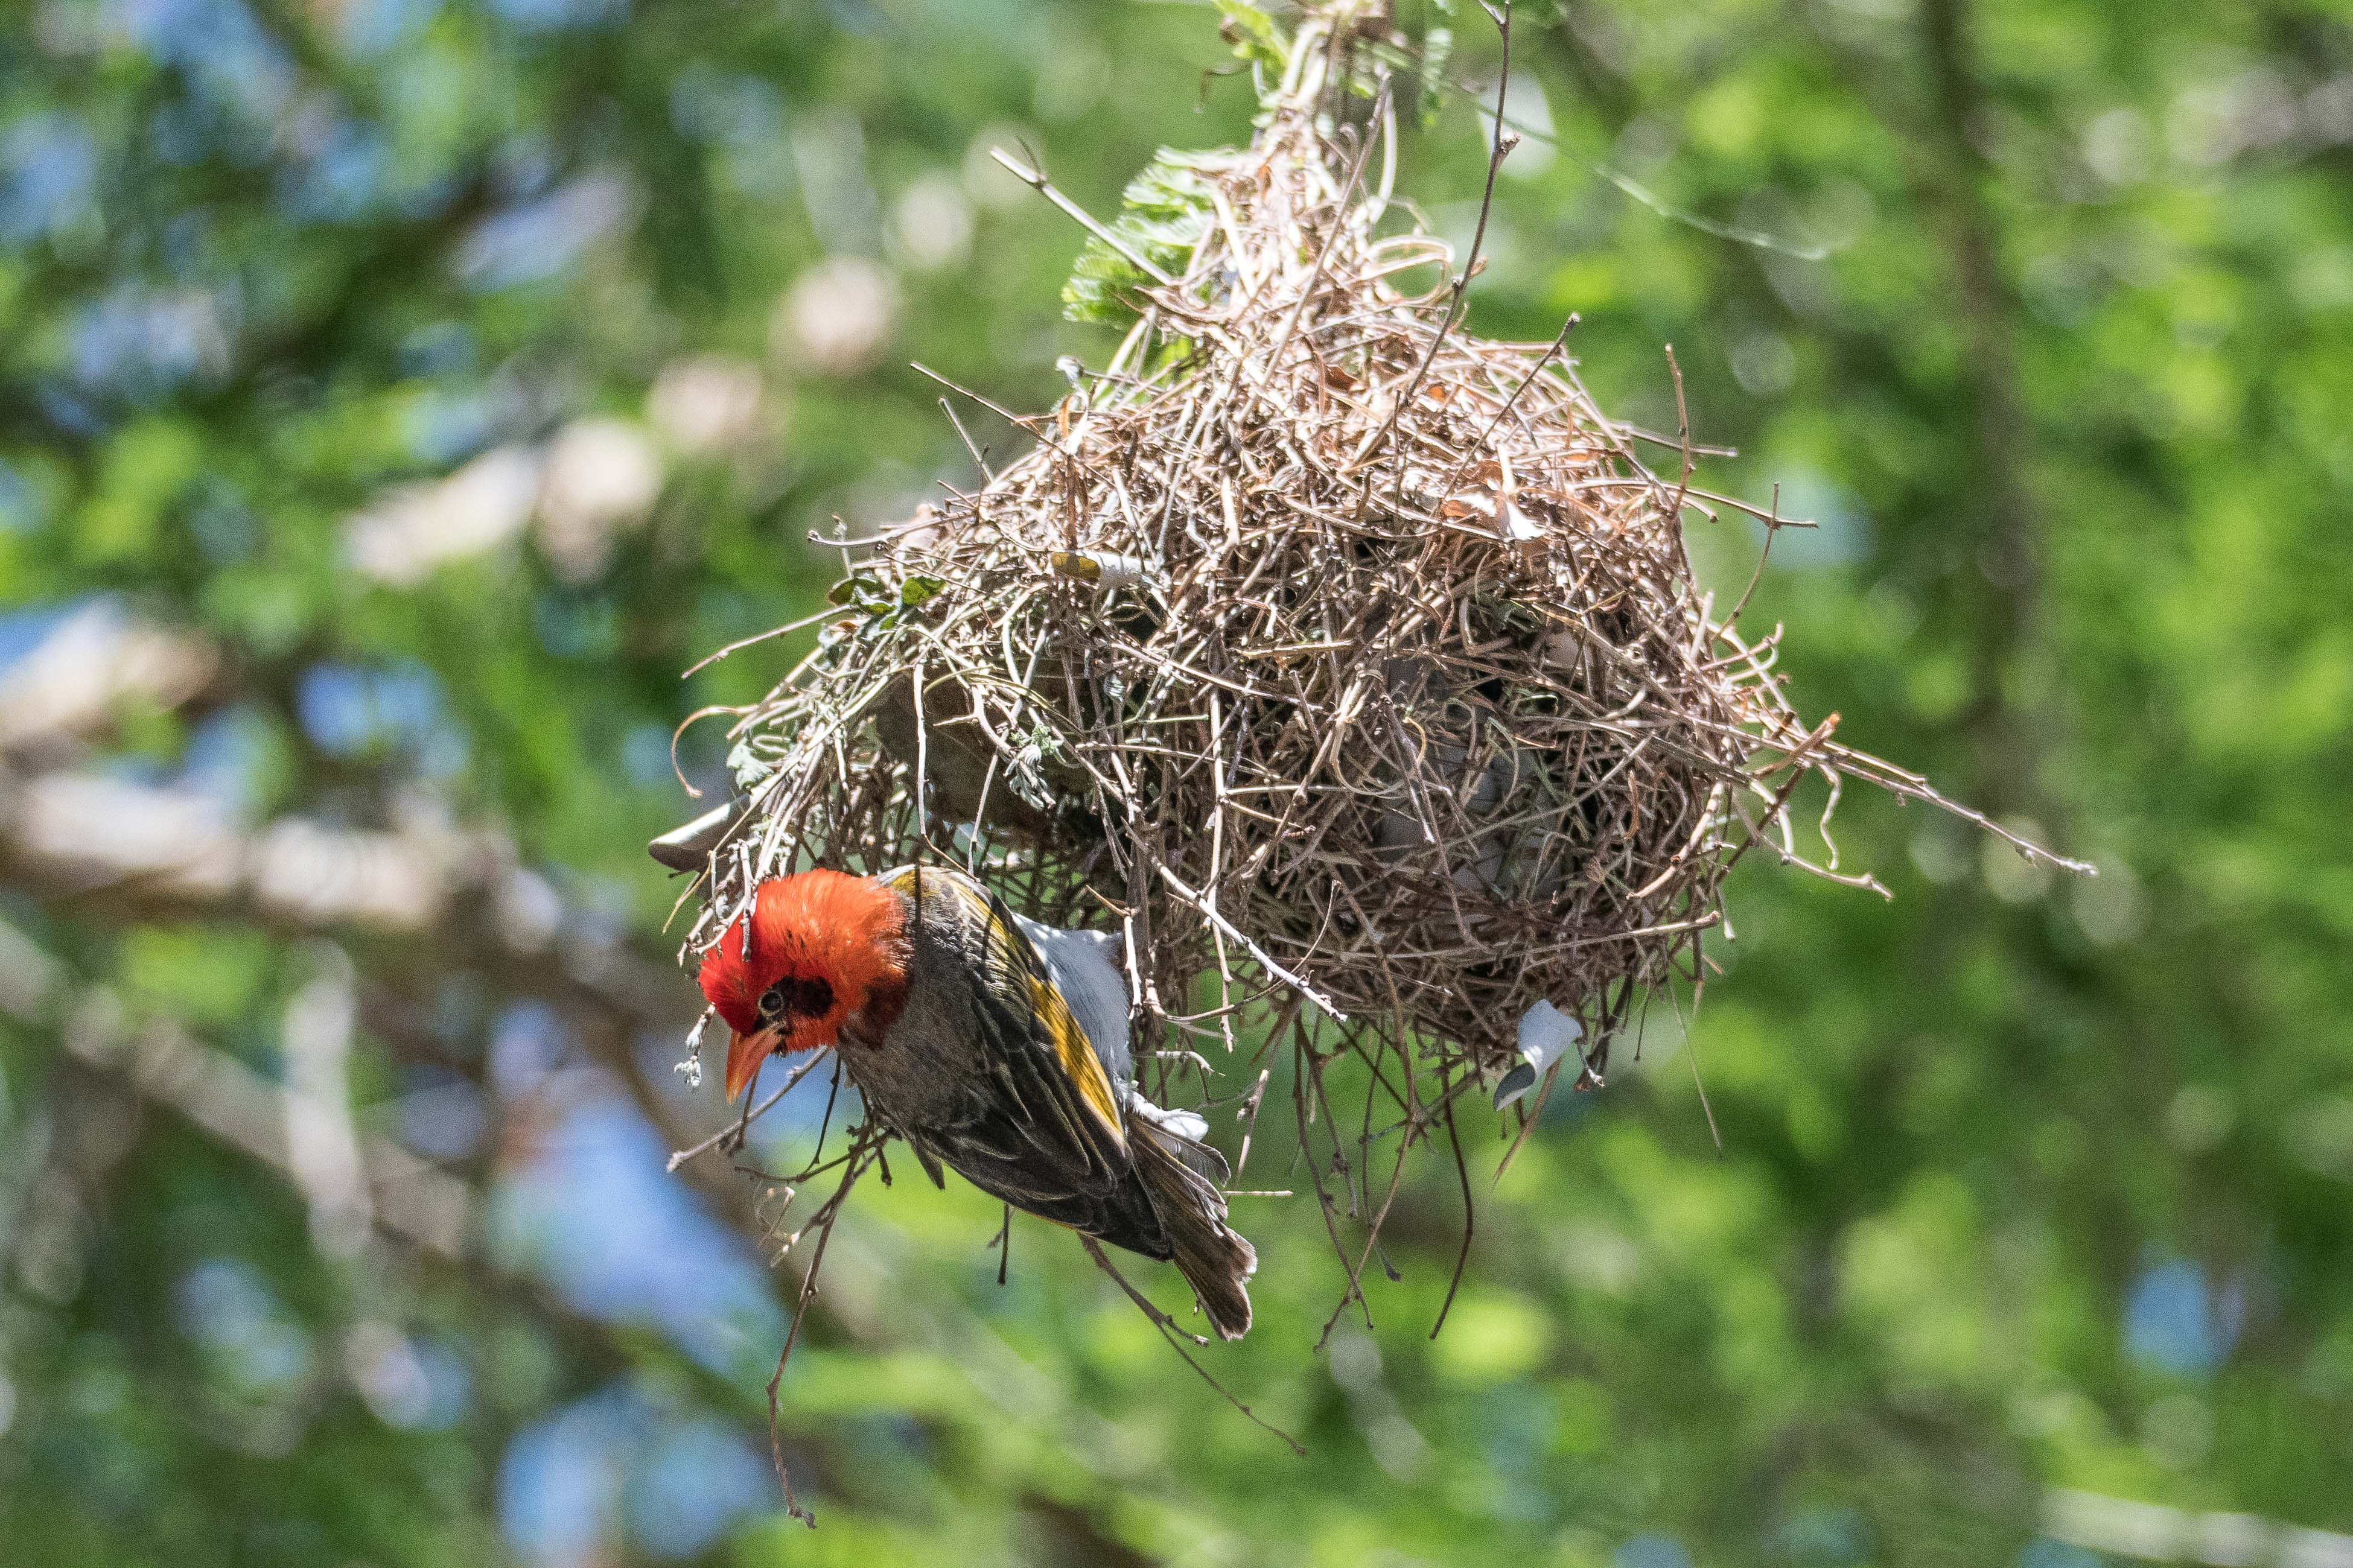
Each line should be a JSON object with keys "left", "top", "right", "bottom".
{"left": 696, "top": 870, "right": 910, "bottom": 1050}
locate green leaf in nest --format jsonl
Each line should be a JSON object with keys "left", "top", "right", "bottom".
{"left": 1213, "top": 1, "right": 1288, "bottom": 72}
{"left": 1060, "top": 149, "right": 1220, "bottom": 327}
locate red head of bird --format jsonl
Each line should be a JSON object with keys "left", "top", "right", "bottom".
{"left": 696, "top": 870, "right": 909, "bottom": 1100}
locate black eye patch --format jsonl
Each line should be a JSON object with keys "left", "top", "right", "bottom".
{"left": 756, "top": 974, "right": 835, "bottom": 1023}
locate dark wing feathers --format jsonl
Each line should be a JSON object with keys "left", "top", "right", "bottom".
{"left": 929, "top": 965, "right": 1173, "bottom": 1259}
{"left": 891, "top": 867, "right": 1171, "bottom": 1259}
{"left": 870, "top": 867, "right": 1252, "bottom": 1332}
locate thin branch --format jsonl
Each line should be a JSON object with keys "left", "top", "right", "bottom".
{"left": 992, "top": 145, "right": 1175, "bottom": 286}
{"left": 1079, "top": 1237, "right": 1303, "bottom": 1456}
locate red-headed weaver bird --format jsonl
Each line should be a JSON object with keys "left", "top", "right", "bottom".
{"left": 696, "top": 863, "right": 1255, "bottom": 1339}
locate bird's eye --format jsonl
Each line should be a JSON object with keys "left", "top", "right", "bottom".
{"left": 756, "top": 974, "right": 835, "bottom": 1024}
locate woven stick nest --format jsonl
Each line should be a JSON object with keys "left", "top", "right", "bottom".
{"left": 670, "top": 13, "right": 2082, "bottom": 1221}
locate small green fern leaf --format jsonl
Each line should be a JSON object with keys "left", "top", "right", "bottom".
{"left": 1060, "top": 150, "right": 1221, "bottom": 326}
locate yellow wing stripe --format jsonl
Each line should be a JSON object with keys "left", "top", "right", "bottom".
{"left": 887, "top": 865, "right": 1127, "bottom": 1147}
{"left": 1025, "top": 967, "right": 1127, "bottom": 1144}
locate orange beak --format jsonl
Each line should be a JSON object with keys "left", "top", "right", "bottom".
{"left": 723, "top": 1025, "right": 783, "bottom": 1102}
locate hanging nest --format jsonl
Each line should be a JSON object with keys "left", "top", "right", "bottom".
{"left": 667, "top": 10, "right": 2083, "bottom": 1239}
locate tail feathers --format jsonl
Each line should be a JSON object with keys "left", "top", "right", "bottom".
{"left": 1133, "top": 1118, "right": 1255, "bottom": 1341}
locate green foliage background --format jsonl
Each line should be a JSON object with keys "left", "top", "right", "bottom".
{"left": 4, "top": 1, "right": 2351, "bottom": 1565}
